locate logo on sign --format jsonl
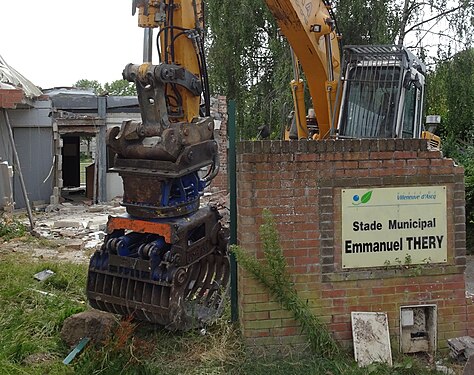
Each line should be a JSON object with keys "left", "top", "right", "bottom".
{"left": 352, "top": 191, "right": 373, "bottom": 206}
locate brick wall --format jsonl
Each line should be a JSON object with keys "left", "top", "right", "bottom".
{"left": 0, "top": 88, "right": 24, "bottom": 109}
{"left": 210, "top": 95, "right": 228, "bottom": 193}
{"left": 236, "top": 139, "right": 472, "bottom": 355}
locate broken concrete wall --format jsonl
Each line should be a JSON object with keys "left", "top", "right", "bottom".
{"left": 210, "top": 95, "right": 228, "bottom": 194}
{"left": 47, "top": 91, "right": 140, "bottom": 204}
{"left": 104, "top": 110, "right": 141, "bottom": 201}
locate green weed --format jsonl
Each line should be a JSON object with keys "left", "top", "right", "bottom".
{"left": 232, "top": 209, "right": 340, "bottom": 358}
{"left": 0, "top": 254, "right": 86, "bottom": 374}
{"left": 0, "top": 217, "right": 28, "bottom": 241}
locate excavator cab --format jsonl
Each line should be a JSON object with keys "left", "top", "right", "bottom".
{"left": 337, "top": 45, "right": 426, "bottom": 140}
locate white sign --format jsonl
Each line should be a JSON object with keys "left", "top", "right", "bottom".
{"left": 342, "top": 186, "right": 447, "bottom": 269}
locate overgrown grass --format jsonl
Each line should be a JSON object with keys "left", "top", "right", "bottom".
{"left": 0, "top": 253, "right": 452, "bottom": 375}
{"left": 0, "top": 254, "right": 86, "bottom": 374}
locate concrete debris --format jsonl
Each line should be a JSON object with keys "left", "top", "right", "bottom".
{"left": 59, "top": 206, "right": 87, "bottom": 215}
{"left": 464, "top": 354, "right": 474, "bottom": 375}
{"left": 84, "top": 239, "right": 101, "bottom": 250}
{"left": 14, "top": 189, "right": 230, "bottom": 265}
{"left": 87, "top": 205, "right": 107, "bottom": 213}
{"left": 435, "top": 364, "right": 456, "bottom": 375}
{"left": 53, "top": 220, "right": 83, "bottom": 229}
{"left": 32, "top": 200, "right": 47, "bottom": 212}
{"left": 86, "top": 218, "right": 107, "bottom": 231}
{"left": 65, "top": 240, "right": 84, "bottom": 251}
{"left": 33, "top": 269, "right": 55, "bottom": 281}
{"left": 448, "top": 336, "right": 474, "bottom": 360}
{"left": 108, "top": 206, "right": 127, "bottom": 215}
{"left": 29, "top": 288, "right": 56, "bottom": 298}
{"left": 61, "top": 310, "right": 117, "bottom": 348}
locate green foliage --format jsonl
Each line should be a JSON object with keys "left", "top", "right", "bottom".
{"left": 232, "top": 209, "right": 340, "bottom": 358}
{"left": 205, "top": 0, "right": 293, "bottom": 139}
{"left": 74, "top": 79, "right": 104, "bottom": 94}
{"left": 427, "top": 49, "right": 474, "bottom": 145}
{"left": 236, "top": 354, "right": 442, "bottom": 375}
{"left": 426, "top": 48, "right": 474, "bottom": 252}
{"left": 458, "top": 147, "right": 474, "bottom": 253}
{"left": 74, "top": 79, "right": 137, "bottom": 96}
{"left": 334, "top": 0, "right": 400, "bottom": 45}
{"left": 104, "top": 80, "right": 137, "bottom": 96}
{"left": 0, "top": 217, "right": 28, "bottom": 240}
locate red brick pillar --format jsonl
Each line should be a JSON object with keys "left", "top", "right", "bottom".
{"left": 236, "top": 139, "right": 472, "bottom": 355}
{"left": 0, "top": 88, "right": 24, "bottom": 109}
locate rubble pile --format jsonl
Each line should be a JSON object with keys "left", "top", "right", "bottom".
{"left": 8, "top": 189, "right": 230, "bottom": 264}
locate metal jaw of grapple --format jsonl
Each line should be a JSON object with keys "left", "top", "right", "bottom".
{"left": 87, "top": 206, "right": 229, "bottom": 330}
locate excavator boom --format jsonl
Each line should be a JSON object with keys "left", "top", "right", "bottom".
{"left": 264, "top": 0, "right": 341, "bottom": 139}
{"left": 264, "top": 1, "right": 430, "bottom": 142}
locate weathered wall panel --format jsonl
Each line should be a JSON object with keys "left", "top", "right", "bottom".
{"left": 12, "top": 127, "right": 54, "bottom": 208}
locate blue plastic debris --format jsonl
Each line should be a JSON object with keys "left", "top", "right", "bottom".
{"left": 62, "top": 337, "right": 90, "bottom": 365}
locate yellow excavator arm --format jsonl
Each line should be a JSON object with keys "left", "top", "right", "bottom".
{"left": 133, "top": 0, "right": 205, "bottom": 122}
{"left": 264, "top": 0, "right": 341, "bottom": 139}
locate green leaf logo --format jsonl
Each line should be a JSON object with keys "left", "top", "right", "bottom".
{"left": 352, "top": 191, "right": 373, "bottom": 205}
{"left": 361, "top": 191, "right": 373, "bottom": 204}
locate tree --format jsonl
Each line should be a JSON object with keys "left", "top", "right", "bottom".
{"left": 206, "top": 0, "right": 293, "bottom": 139}
{"left": 426, "top": 48, "right": 474, "bottom": 252}
{"left": 74, "top": 79, "right": 137, "bottom": 96}
{"left": 334, "top": 0, "right": 400, "bottom": 45}
{"left": 74, "top": 79, "right": 104, "bottom": 94}
{"left": 104, "top": 80, "right": 137, "bottom": 96}
{"left": 426, "top": 48, "right": 474, "bottom": 147}
{"left": 334, "top": 0, "right": 473, "bottom": 56}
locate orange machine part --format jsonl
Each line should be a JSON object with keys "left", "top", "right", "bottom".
{"left": 107, "top": 216, "right": 172, "bottom": 243}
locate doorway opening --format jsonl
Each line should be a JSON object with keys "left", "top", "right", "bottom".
{"left": 61, "top": 133, "right": 97, "bottom": 203}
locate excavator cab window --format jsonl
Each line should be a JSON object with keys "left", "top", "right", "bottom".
{"left": 401, "top": 82, "right": 417, "bottom": 138}
{"left": 341, "top": 66, "right": 400, "bottom": 138}
{"left": 337, "top": 45, "right": 426, "bottom": 140}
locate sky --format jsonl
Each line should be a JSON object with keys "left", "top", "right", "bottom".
{"left": 0, "top": 0, "right": 160, "bottom": 89}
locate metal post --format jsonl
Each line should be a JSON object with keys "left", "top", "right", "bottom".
{"left": 228, "top": 100, "right": 238, "bottom": 322}
{"left": 97, "top": 97, "right": 107, "bottom": 203}
{"left": 2, "top": 109, "right": 34, "bottom": 230}
{"left": 143, "top": 28, "right": 153, "bottom": 63}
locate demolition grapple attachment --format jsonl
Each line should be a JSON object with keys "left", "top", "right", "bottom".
{"left": 87, "top": 206, "right": 229, "bottom": 330}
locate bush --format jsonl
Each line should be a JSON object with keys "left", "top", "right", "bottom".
{"left": 444, "top": 142, "right": 474, "bottom": 254}
{"left": 461, "top": 149, "right": 474, "bottom": 254}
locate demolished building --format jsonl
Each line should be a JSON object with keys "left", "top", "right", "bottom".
{"left": 0, "top": 54, "right": 141, "bottom": 209}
